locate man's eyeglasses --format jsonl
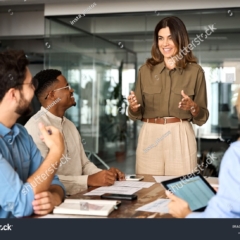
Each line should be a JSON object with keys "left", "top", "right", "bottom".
{"left": 15, "top": 78, "right": 39, "bottom": 90}
{"left": 44, "top": 84, "right": 72, "bottom": 100}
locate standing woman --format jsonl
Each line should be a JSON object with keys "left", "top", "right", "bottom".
{"left": 128, "top": 16, "right": 209, "bottom": 176}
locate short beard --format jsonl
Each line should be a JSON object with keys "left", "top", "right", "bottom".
{"left": 14, "top": 91, "right": 32, "bottom": 116}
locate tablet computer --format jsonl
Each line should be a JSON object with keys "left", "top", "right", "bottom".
{"left": 161, "top": 172, "right": 216, "bottom": 212}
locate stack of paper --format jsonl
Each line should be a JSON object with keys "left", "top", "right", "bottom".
{"left": 113, "top": 181, "right": 155, "bottom": 188}
{"left": 84, "top": 181, "right": 155, "bottom": 196}
{"left": 84, "top": 186, "right": 141, "bottom": 196}
{"left": 53, "top": 199, "right": 119, "bottom": 216}
{"left": 136, "top": 199, "right": 170, "bottom": 213}
{"left": 38, "top": 214, "right": 106, "bottom": 219}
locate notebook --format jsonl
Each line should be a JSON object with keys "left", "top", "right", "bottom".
{"left": 53, "top": 199, "right": 120, "bottom": 216}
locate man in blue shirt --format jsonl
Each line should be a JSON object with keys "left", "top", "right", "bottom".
{"left": 0, "top": 50, "right": 65, "bottom": 218}
{"left": 167, "top": 140, "right": 240, "bottom": 218}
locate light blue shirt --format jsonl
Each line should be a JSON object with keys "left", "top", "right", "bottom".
{"left": 0, "top": 123, "right": 65, "bottom": 218}
{"left": 187, "top": 141, "right": 240, "bottom": 218}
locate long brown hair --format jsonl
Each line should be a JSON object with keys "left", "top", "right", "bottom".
{"left": 146, "top": 16, "right": 197, "bottom": 69}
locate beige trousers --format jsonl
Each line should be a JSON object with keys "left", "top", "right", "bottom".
{"left": 136, "top": 120, "right": 197, "bottom": 175}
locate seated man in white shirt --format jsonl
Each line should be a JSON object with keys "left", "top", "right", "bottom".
{"left": 25, "top": 69, "right": 125, "bottom": 195}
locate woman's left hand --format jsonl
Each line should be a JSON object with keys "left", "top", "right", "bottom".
{"left": 178, "top": 90, "right": 199, "bottom": 116}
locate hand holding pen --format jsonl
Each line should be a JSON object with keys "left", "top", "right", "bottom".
{"left": 38, "top": 122, "right": 64, "bottom": 155}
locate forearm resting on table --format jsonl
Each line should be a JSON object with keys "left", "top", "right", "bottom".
{"left": 49, "top": 185, "right": 65, "bottom": 206}
{"left": 27, "top": 149, "right": 63, "bottom": 194}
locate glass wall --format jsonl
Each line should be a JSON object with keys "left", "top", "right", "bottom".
{"left": 45, "top": 8, "right": 240, "bottom": 172}
{"left": 44, "top": 18, "right": 137, "bottom": 163}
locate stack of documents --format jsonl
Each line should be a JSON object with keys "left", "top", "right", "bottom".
{"left": 113, "top": 181, "right": 154, "bottom": 188}
{"left": 84, "top": 181, "right": 155, "bottom": 196}
{"left": 136, "top": 199, "right": 170, "bottom": 214}
{"left": 53, "top": 199, "right": 119, "bottom": 216}
{"left": 38, "top": 214, "right": 106, "bottom": 218}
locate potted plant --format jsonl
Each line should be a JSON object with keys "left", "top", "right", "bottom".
{"left": 113, "top": 94, "right": 129, "bottom": 161}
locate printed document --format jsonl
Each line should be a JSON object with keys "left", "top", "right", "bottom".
{"left": 136, "top": 199, "right": 170, "bottom": 213}
{"left": 113, "top": 181, "right": 155, "bottom": 188}
{"left": 84, "top": 186, "right": 141, "bottom": 196}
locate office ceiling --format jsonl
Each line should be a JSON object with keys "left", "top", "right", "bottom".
{"left": 0, "top": 0, "right": 88, "bottom": 4}
{"left": 0, "top": 0, "right": 147, "bottom": 5}
{"left": 1, "top": 2, "right": 239, "bottom": 65}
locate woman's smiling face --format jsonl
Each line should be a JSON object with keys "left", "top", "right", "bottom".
{"left": 158, "top": 27, "right": 178, "bottom": 61}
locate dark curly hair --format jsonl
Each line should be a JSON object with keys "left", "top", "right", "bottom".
{"left": 0, "top": 49, "right": 29, "bottom": 102}
{"left": 34, "top": 69, "right": 62, "bottom": 100}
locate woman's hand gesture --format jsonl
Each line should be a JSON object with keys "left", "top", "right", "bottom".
{"left": 127, "top": 91, "right": 140, "bottom": 112}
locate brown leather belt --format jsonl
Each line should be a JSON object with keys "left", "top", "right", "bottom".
{"left": 142, "top": 117, "right": 188, "bottom": 124}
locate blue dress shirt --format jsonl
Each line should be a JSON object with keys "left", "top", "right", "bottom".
{"left": 0, "top": 123, "right": 65, "bottom": 218}
{"left": 187, "top": 141, "right": 240, "bottom": 218}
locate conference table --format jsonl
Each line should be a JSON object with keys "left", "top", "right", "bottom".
{"left": 67, "top": 174, "right": 218, "bottom": 218}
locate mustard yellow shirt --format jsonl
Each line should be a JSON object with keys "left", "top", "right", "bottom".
{"left": 128, "top": 62, "right": 209, "bottom": 126}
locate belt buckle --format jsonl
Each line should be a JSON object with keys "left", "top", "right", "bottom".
{"left": 163, "top": 117, "right": 167, "bottom": 124}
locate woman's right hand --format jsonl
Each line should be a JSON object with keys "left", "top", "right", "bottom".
{"left": 127, "top": 91, "right": 141, "bottom": 112}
